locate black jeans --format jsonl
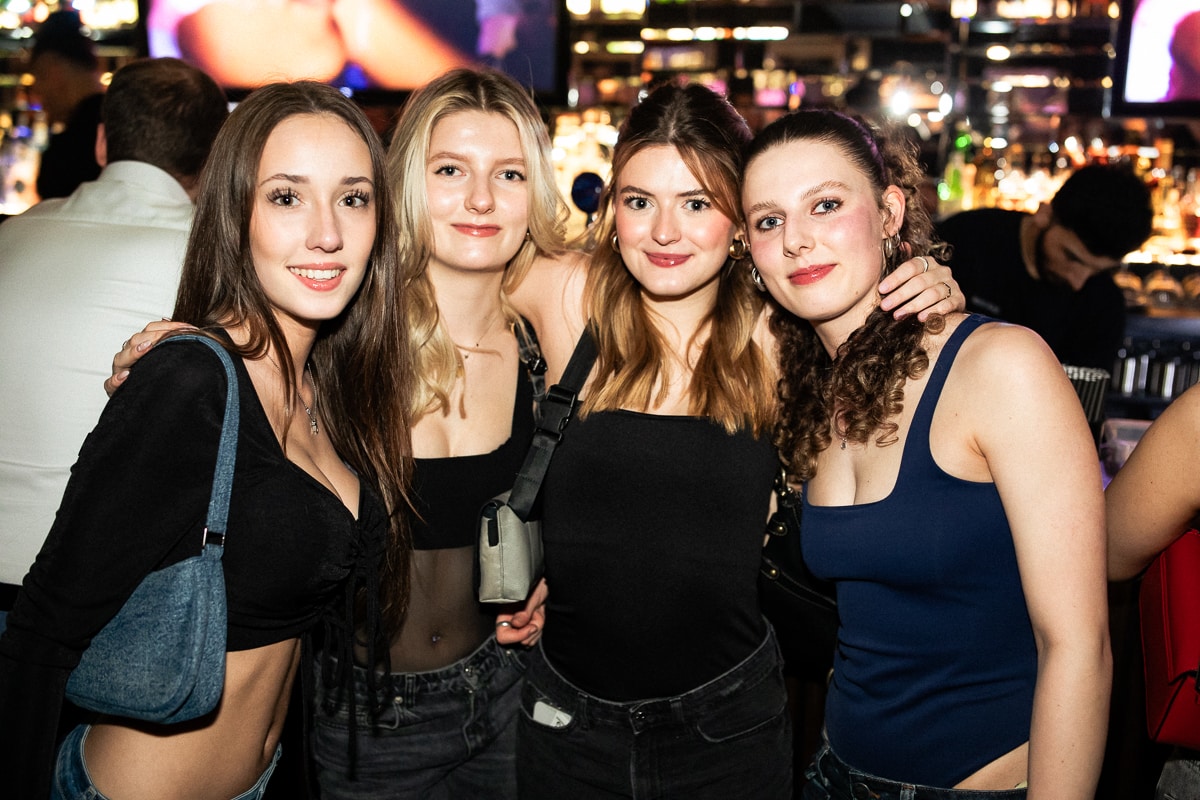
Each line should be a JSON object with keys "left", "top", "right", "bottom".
{"left": 516, "top": 625, "right": 793, "bottom": 799}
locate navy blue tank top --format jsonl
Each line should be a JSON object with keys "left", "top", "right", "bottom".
{"left": 803, "top": 314, "right": 1036, "bottom": 787}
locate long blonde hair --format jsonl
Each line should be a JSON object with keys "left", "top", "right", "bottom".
{"left": 386, "top": 67, "right": 568, "bottom": 418}
{"left": 581, "top": 81, "right": 775, "bottom": 434}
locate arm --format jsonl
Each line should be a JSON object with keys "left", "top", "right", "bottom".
{"left": 878, "top": 255, "right": 965, "bottom": 321}
{"left": 1106, "top": 382, "right": 1200, "bottom": 580}
{"left": 506, "top": 250, "right": 590, "bottom": 385}
{"left": 0, "top": 342, "right": 228, "bottom": 795}
{"left": 968, "top": 325, "right": 1110, "bottom": 800}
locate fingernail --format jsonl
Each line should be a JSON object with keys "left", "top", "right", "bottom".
{"left": 136, "top": 341, "right": 152, "bottom": 352}
{"left": 116, "top": 370, "right": 130, "bottom": 382}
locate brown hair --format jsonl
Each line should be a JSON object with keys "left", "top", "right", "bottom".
{"left": 581, "top": 81, "right": 775, "bottom": 434}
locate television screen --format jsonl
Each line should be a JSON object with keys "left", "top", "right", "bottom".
{"left": 142, "top": 0, "right": 565, "bottom": 102}
{"left": 1109, "top": 0, "right": 1200, "bottom": 118}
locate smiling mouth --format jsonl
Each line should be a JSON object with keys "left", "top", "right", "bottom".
{"left": 290, "top": 267, "right": 342, "bottom": 280}
{"left": 454, "top": 224, "right": 501, "bottom": 237}
{"left": 788, "top": 264, "right": 835, "bottom": 285}
{"left": 646, "top": 253, "right": 690, "bottom": 268}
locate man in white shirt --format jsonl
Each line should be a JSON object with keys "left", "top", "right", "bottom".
{"left": 0, "top": 58, "right": 227, "bottom": 599}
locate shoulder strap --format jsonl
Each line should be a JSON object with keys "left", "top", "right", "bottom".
{"left": 506, "top": 326, "right": 598, "bottom": 520}
{"left": 158, "top": 333, "right": 240, "bottom": 549}
{"left": 514, "top": 316, "right": 547, "bottom": 407}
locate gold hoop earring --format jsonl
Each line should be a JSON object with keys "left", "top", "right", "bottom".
{"left": 610, "top": 232, "right": 620, "bottom": 254}
{"left": 728, "top": 238, "right": 748, "bottom": 261}
{"left": 750, "top": 266, "right": 767, "bottom": 293}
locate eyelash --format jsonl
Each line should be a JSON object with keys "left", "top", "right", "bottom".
{"left": 621, "top": 196, "right": 712, "bottom": 212}
{"left": 434, "top": 165, "right": 527, "bottom": 182}
{"left": 267, "top": 187, "right": 299, "bottom": 206}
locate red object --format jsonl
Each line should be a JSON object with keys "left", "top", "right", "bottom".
{"left": 1141, "top": 528, "right": 1200, "bottom": 749}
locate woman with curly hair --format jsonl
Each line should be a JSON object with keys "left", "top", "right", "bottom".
{"left": 742, "top": 108, "right": 1111, "bottom": 799}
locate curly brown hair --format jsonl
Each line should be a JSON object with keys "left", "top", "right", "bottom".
{"left": 746, "top": 109, "right": 949, "bottom": 480}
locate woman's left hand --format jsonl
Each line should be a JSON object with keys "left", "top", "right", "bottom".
{"left": 496, "top": 578, "right": 547, "bottom": 647}
{"left": 878, "top": 255, "right": 964, "bottom": 321}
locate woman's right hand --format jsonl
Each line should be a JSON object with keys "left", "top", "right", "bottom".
{"left": 103, "top": 320, "right": 196, "bottom": 396}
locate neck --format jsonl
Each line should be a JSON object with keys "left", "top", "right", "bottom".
{"left": 429, "top": 264, "right": 508, "bottom": 345}
{"left": 640, "top": 283, "right": 719, "bottom": 359}
{"left": 1018, "top": 216, "right": 1042, "bottom": 281}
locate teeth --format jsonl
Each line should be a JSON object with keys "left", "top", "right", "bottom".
{"left": 290, "top": 267, "right": 339, "bottom": 280}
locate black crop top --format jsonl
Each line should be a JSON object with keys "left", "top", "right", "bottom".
{"left": 409, "top": 360, "right": 536, "bottom": 550}
{"left": 0, "top": 337, "right": 386, "bottom": 796}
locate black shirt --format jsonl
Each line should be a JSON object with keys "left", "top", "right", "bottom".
{"left": 937, "top": 207, "right": 1126, "bottom": 370}
{"left": 0, "top": 337, "right": 386, "bottom": 796}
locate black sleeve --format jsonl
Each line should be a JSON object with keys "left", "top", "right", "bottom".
{"left": 0, "top": 339, "right": 231, "bottom": 797}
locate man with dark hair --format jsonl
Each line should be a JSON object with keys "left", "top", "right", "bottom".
{"left": 0, "top": 57, "right": 228, "bottom": 605}
{"left": 937, "top": 163, "right": 1154, "bottom": 369}
{"left": 27, "top": 9, "right": 105, "bottom": 200}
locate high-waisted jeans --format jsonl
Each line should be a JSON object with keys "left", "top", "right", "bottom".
{"left": 516, "top": 625, "right": 793, "bottom": 800}
{"left": 52, "top": 723, "right": 281, "bottom": 800}
{"left": 312, "top": 635, "right": 526, "bottom": 800}
{"left": 802, "top": 741, "right": 1028, "bottom": 800}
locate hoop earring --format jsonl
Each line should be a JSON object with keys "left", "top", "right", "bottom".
{"left": 750, "top": 266, "right": 767, "bottom": 293}
{"left": 610, "top": 232, "right": 620, "bottom": 254}
{"left": 728, "top": 238, "right": 748, "bottom": 261}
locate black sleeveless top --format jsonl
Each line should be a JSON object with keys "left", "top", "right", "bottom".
{"left": 410, "top": 346, "right": 539, "bottom": 551}
{"left": 540, "top": 410, "right": 778, "bottom": 700}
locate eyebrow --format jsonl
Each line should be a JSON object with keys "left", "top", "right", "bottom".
{"left": 259, "top": 174, "right": 374, "bottom": 187}
{"left": 744, "top": 179, "right": 850, "bottom": 217}
{"left": 427, "top": 151, "right": 526, "bottom": 167}
{"left": 619, "top": 184, "right": 707, "bottom": 199}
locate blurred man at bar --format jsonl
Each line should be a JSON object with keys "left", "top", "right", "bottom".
{"left": 937, "top": 164, "right": 1153, "bottom": 370}
{"left": 0, "top": 57, "right": 228, "bottom": 611}
{"left": 26, "top": 10, "right": 105, "bottom": 201}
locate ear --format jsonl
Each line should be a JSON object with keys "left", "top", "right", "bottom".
{"left": 94, "top": 123, "right": 107, "bottom": 168}
{"left": 880, "top": 185, "right": 906, "bottom": 237}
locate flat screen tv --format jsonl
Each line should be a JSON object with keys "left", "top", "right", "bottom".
{"left": 1108, "top": 0, "right": 1200, "bottom": 119}
{"left": 140, "top": 0, "right": 566, "bottom": 104}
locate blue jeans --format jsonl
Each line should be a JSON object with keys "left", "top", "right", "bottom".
{"left": 52, "top": 724, "right": 281, "bottom": 800}
{"left": 516, "top": 625, "right": 792, "bottom": 800}
{"left": 312, "top": 635, "right": 526, "bottom": 799}
{"left": 802, "top": 742, "right": 1027, "bottom": 800}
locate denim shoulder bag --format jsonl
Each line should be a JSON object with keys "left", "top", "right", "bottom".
{"left": 65, "top": 333, "right": 238, "bottom": 724}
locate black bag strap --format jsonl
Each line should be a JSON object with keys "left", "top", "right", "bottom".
{"left": 506, "top": 325, "right": 598, "bottom": 520}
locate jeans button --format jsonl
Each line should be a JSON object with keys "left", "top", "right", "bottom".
{"left": 633, "top": 709, "right": 646, "bottom": 722}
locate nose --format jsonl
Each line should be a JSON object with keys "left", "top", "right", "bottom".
{"left": 466, "top": 174, "right": 495, "bottom": 215}
{"left": 782, "top": 222, "right": 811, "bottom": 258}
{"left": 308, "top": 202, "right": 344, "bottom": 253}
{"left": 651, "top": 209, "right": 679, "bottom": 246}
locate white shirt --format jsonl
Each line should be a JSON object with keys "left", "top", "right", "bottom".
{"left": 0, "top": 161, "right": 194, "bottom": 585}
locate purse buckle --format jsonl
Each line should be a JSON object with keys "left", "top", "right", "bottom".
{"left": 202, "top": 527, "right": 225, "bottom": 547}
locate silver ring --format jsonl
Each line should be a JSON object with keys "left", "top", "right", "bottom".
{"left": 917, "top": 256, "right": 930, "bottom": 274}
{"left": 496, "top": 620, "right": 512, "bottom": 628}
{"left": 121, "top": 340, "right": 130, "bottom": 349}
{"left": 941, "top": 281, "right": 952, "bottom": 299}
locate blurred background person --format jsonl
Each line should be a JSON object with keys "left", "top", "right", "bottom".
{"left": 937, "top": 163, "right": 1153, "bottom": 370}
{"left": 0, "top": 57, "right": 228, "bottom": 612}
{"left": 26, "top": 9, "right": 105, "bottom": 201}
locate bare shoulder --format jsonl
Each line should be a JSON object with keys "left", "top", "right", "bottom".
{"left": 952, "top": 318, "right": 1064, "bottom": 390}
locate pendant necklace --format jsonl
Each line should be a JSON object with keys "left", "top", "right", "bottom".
{"left": 454, "top": 312, "right": 502, "bottom": 361}
{"left": 267, "top": 353, "right": 319, "bottom": 436}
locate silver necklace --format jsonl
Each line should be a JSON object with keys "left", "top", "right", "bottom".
{"left": 266, "top": 353, "right": 318, "bottom": 436}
